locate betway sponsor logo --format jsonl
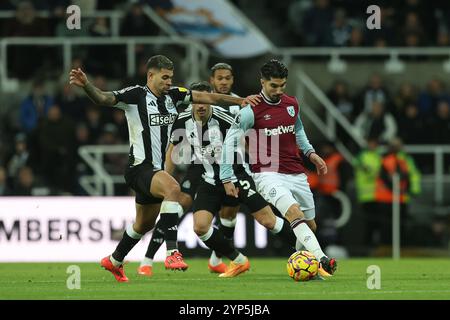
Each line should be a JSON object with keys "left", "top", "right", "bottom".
{"left": 149, "top": 113, "right": 177, "bottom": 126}
{"left": 264, "top": 124, "right": 295, "bottom": 136}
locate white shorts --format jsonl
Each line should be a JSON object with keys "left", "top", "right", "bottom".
{"left": 253, "top": 172, "right": 316, "bottom": 220}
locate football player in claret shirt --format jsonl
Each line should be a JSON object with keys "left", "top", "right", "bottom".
{"left": 70, "top": 55, "right": 260, "bottom": 282}
{"left": 220, "top": 59, "right": 337, "bottom": 276}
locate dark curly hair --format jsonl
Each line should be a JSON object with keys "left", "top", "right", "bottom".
{"left": 189, "top": 81, "right": 212, "bottom": 92}
{"left": 260, "top": 59, "right": 288, "bottom": 80}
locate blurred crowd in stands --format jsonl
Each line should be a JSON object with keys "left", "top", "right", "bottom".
{"left": 258, "top": 0, "right": 450, "bottom": 47}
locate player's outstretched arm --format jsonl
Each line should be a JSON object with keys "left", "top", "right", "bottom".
{"left": 192, "top": 90, "right": 260, "bottom": 107}
{"left": 220, "top": 106, "right": 255, "bottom": 183}
{"left": 69, "top": 68, "right": 117, "bottom": 106}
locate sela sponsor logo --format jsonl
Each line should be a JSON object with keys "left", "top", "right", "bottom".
{"left": 149, "top": 113, "right": 177, "bottom": 126}
{"left": 264, "top": 124, "right": 295, "bottom": 136}
{"left": 196, "top": 144, "right": 222, "bottom": 158}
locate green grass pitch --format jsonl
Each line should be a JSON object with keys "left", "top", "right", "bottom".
{"left": 1, "top": 258, "right": 450, "bottom": 300}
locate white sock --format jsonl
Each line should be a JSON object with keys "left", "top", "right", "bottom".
{"left": 232, "top": 253, "right": 247, "bottom": 264}
{"left": 269, "top": 216, "right": 284, "bottom": 234}
{"left": 166, "top": 249, "right": 179, "bottom": 256}
{"left": 291, "top": 219, "right": 326, "bottom": 260}
{"left": 209, "top": 251, "right": 223, "bottom": 266}
{"left": 140, "top": 257, "right": 153, "bottom": 267}
{"left": 220, "top": 217, "right": 237, "bottom": 227}
{"left": 109, "top": 255, "right": 122, "bottom": 267}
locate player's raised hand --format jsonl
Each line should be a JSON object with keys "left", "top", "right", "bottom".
{"left": 223, "top": 181, "right": 239, "bottom": 198}
{"left": 241, "top": 94, "right": 261, "bottom": 107}
{"left": 69, "top": 68, "right": 89, "bottom": 87}
{"left": 309, "top": 153, "right": 328, "bottom": 176}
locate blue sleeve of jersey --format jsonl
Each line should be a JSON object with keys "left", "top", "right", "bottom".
{"left": 220, "top": 106, "right": 254, "bottom": 182}
{"left": 295, "top": 114, "right": 315, "bottom": 158}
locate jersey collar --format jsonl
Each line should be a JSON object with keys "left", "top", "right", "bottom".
{"left": 261, "top": 90, "right": 281, "bottom": 105}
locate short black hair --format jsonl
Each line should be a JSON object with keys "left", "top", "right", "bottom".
{"left": 146, "top": 55, "right": 174, "bottom": 71}
{"left": 210, "top": 62, "right": 233, "bottom": 76}
{"left": 260, "top": 59, "right": 288, "bottom": 80}
{"left": 190, "top": 81, "right": 212, "bottom": 92}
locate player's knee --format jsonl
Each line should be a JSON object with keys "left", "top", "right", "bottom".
{"left": 164, "top": 183, "right": 181, "bottom": 200}
{"left": 193, "top": 221, "right": 211, "bottom": 237}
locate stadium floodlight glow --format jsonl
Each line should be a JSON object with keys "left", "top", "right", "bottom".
{"left": 327, "top": 53, "right": 347, "bottom": 73}
{"left": 384, "top": 53, "right": 405, "bottom": 73}
{"left": 443, "top": 57, "right": 450, "bottom": 73}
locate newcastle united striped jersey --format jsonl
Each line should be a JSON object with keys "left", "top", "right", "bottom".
{"left": 170, "top": 106, "right": 249, "bottom": 185}
{"left": 112, "top": 85, "right": 191, "bottom": 169}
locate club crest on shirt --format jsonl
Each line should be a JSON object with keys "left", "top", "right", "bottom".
{"left": 286, "top": 106, "right": 295, "bottom": 117}
{"left": 269, "top": 188, "right": 277, "bottom": 197}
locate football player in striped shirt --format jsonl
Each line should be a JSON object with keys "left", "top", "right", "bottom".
{"left": 69, "top": 55, "right": 260, "bottom": 282}
{"left": 138, "top": 81, "right": 242, "bottom": 276}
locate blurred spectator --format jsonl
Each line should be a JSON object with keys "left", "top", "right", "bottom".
{"left": 347, "top": 26, "right": 364, "bottom": 47}
{"left": 353, "top": 137, "right": 382, "bottom": 249}
{"left": 436, "top": 28, "right": 450, "bottom": 46}
{"left": 354, "top": 73, "right": 391, "bottom": 116}
{"left": 120, "top": 3, "right": 159, "bottom": 36}
{"left": 5, "top": 133, "right": 30, "bottom": 186}
{"left": 398, "top": 12, "right": 426, "bottom": 46}
{"left": 354, "top": 101, "right": 397, "bottom": 144}
{"left": 10, "top": 166, "right": 37, "bottom": 196}
{"left": 97, "top": 123, "right": 128, "bottom": 194}
{"left": 328, "top": 8, "right": 352, "bottom": 47}
{"left": 111, "top": 109, "right": 129, "bottom": 142}
{"left": 311, "top": 142, "right": 352, "bottom": 248}
{"left": 2, "top": 1, "right": 49, "bottom": 37}
{"left": 0, "top": 166, "right": 12, "bottom": 196}
{"left": 364, "top": 5, "right": 396, "bottom": 47}
{"left": 37, "top": 105, "right": 77, "bottom": 193}
{"left": 392, "top": 82, "right": 418, "bottom": 119}
{"left": 301, "top": 0, "right": 334, "bottom": 46}
{"left": 85, "top": 17, "right": 124, "bottom": 77}
{"left": 432, "top": 100, "right": 450, "bottom": 144}
{"left": 55, "top": 83, "right": 91, "bottom": 121}
{"left": 327, "top": 80, "right": 355, "bottom": 121}
{"left": 417, "top": 78, "right": 450, "bottom": 117}
{"left": 19, "top": 80, "right": 54, "bottom": 133}
{"left": 397, "top": 103, "right": 430, "bottom": 145}
{"left": 85, "top": 105, "right": 105, "bottom": 144}
{"left": 3, "top": 1, "right": 51, "bottom": 79}
{"left": 374, "top": 137, "right": 421, "bottom": 246}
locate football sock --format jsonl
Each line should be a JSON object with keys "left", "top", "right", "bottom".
{"left": 140, "top": 257, "right": 153, "bottom": 267}
{"left": 270, "top": 216, "right": 296, "bottom": 249}
{"left": 159, "top": 201, "right": 183, "bottom": 252}
{"left": 144, "top": 223, "right": 165, "bottom": 260}
{"left": 111, "top": 224, "right": 143, "bottom": 264}
{"left": 290, "top": 218, "right": 326, "bottom": 260}
{"left": 209, "top": 251, "right": 223, "bottom": 266}
{"left": 219, "top": 217, "right": 236, "bottom": 239}
{"left": 199, "top": 226, "right": 240, "bottom": 261}
{"left": 214, "top": 217, "right": 236, "bottom": 259}
{"left": 232, "top": 253, "right": 247, "bottom": 264}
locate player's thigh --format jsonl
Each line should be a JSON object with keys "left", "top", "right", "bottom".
{"left": 253, "top": 172, "right": 296, "bottom": 216}
{"left": 219, "top": 205, "right": 240, "bottom": 220}
{"left": 289, "top": 173, "right": 316, "bottom": 220}
{"left": 219, "top": 194, "right": 240, "bottom": 220}
{"left": 135, "top": 202, "right": 161, "bottom": 234}
{"left": 150, "top": 170, "right": 181, "bottom": 200}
